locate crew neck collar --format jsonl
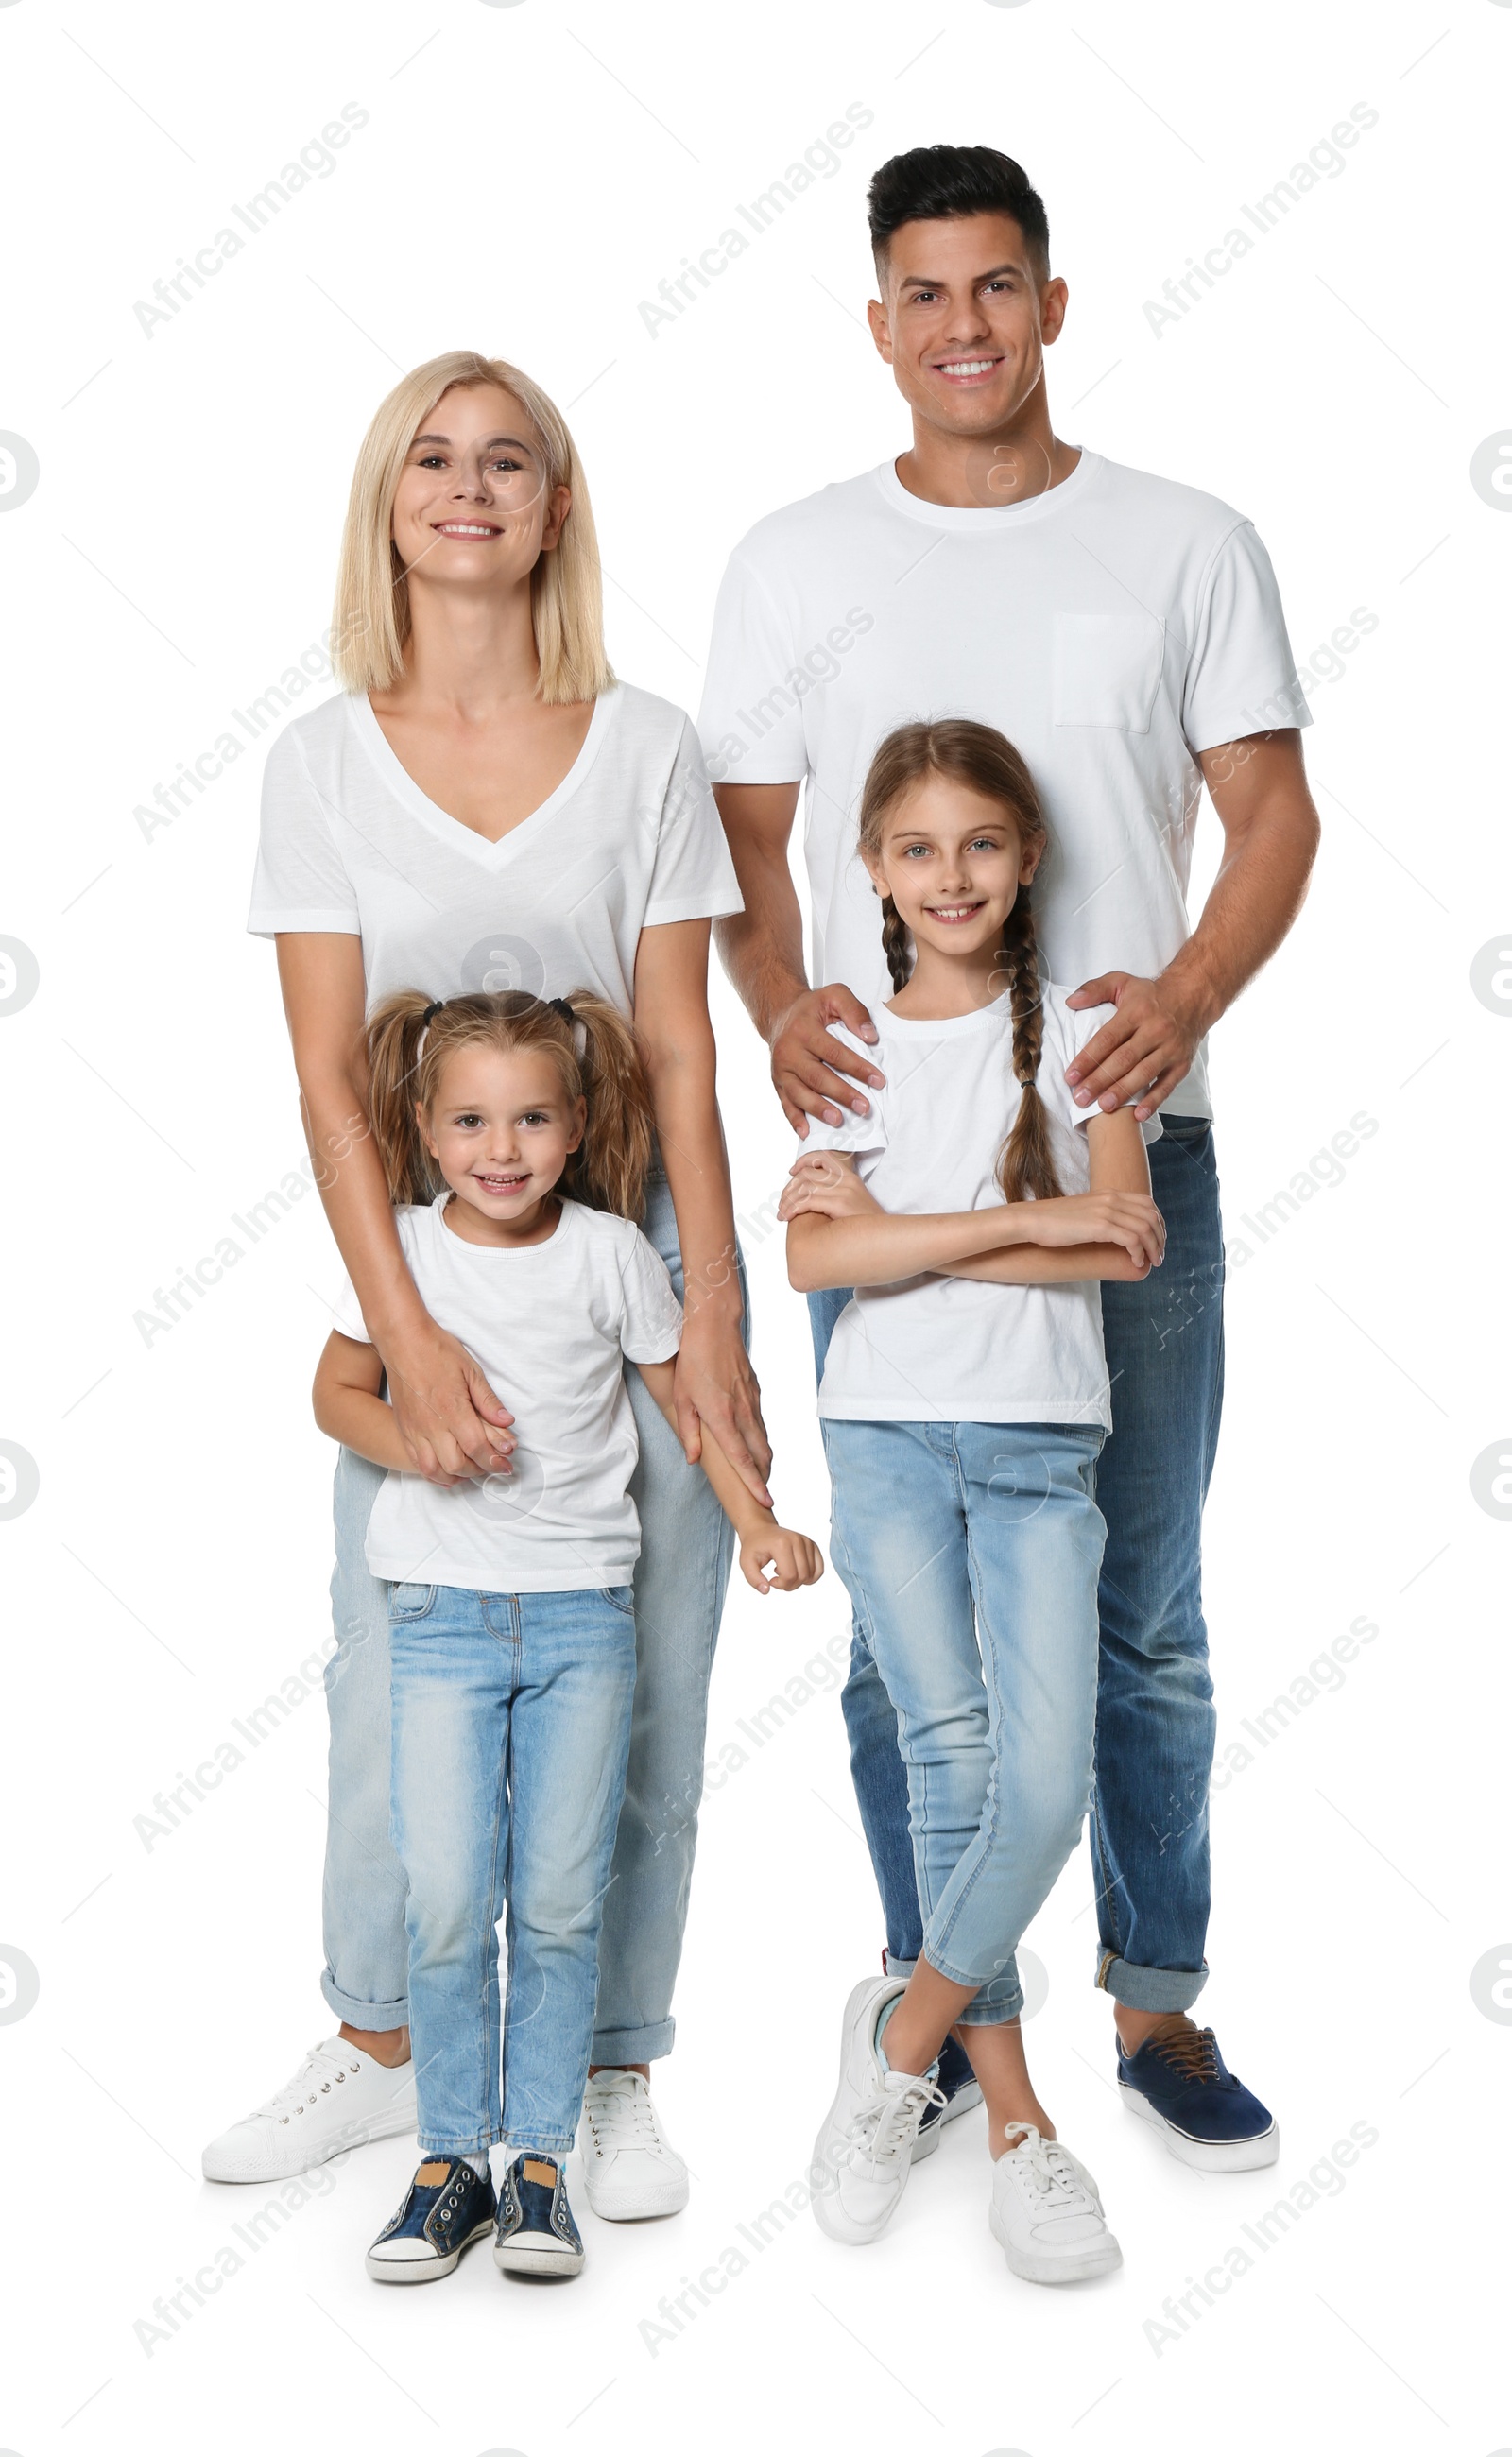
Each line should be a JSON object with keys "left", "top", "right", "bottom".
{"left": 879, "top": 988, "right": 1014, "bottom": 1037}
{"left": 873, "top": 448, "right": 1098, "bottom": 533}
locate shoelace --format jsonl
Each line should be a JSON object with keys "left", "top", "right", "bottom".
{"left": 251, "top": 2040, "right": 360, "bottom": 2122}
{"left": 1146, "top": 2021, "right": 1223, "bottom": 2087}
{"left": 845, "top": 2074, "right": 947, "bottom": 2173}
{"left": 587, "top": 2075, "right": 662, "bottom": 2152}
{"left": 1006, "top": 2127, "right": 1093, "bottom": 2210}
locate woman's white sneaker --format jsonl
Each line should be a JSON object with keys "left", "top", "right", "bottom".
{"left": 988, "top": 2127, "right": 1122, "bottom": 2284}
{"left": 578, "top": 2070, "right": 689, "bottom": 2219}
{"left": 201, "top": 2037, "right": 417, "bottom": 2182}
{"left": 811, "top": 1975, "right": 945, "bottom": 2244}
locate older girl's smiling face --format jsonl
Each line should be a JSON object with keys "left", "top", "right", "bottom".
{"left": 866, "top": 773, "right": 1041, "bottom": 964}
{"left": 388, "top": 383, "right": 569, "bottom": 592}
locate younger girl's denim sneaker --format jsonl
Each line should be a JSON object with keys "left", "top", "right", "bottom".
{"left": 493, "top": 2153, "right": 586, "bottom": 2278}
{"left": 366, "top": 2156, "right": 496, "bottom": 2283}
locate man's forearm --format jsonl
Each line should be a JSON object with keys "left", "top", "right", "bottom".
{"left": 1172, "top": 735, "right": 1321, "bottom": 1028}
{"left": 713, "top": 782, "right": 809, "bottom": 1040}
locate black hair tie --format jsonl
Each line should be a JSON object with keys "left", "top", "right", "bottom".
{"left": 421, "top": 999, "right": 445, "bottom": 1026}
{"left": 547, "top": 996, "right": 576, "bottom": 1024}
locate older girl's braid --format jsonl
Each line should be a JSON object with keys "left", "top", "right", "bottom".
{"left": 995, "top": 890, "right": 1063, "bottom": 1206}
{"left": 880, "top": 895, "right": 912, "bottom": 993}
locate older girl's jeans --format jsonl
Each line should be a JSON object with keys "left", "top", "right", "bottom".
{"left": 822, "top": 1417, "right": 1106, "bottom": 2019}
{"left": 318, "top": 1171, "right": 741, "bottom": 2061}
{"left": 387, "top": 1580, "right": 637, "bottom": 2156}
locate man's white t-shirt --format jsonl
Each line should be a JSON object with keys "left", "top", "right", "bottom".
{"left": 697, "top": 452, "right": 1310, "bottom": 1117}
{"left": 802, "top": 988, "right": 1115, "bottom": 1428}
{"left": 329, "top": 1197, "right": 683, "bottom": 1591}
{"left": 249, "top": 681, "right": 742, "bottom": 1014}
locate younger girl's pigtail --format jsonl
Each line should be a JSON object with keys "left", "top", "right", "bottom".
{"left": 365, "top": 989, "right": 443, "bottom": 1206}
{"left": 559, "top": 992, "right": 656, "bottom": 1222}
{"left": 995, "top": 897, "right": 1063, "bottom": 1206}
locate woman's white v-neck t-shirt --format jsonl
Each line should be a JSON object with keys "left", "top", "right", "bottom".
{"left": 248, "top": 681, "right": 742, "bottom": 1014}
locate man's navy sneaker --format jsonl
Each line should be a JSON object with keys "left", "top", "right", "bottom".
{"left": 494, "top": 2152, "right": 586, "bottom": 2277}
{"left": 912, "top": 2029, "right": 984, "bottom": 2163}
{"left": 367, "top": 2155, "right": 496, "bottom": 2282}
{"left": 1117, "top": 2018, "right": 1279, "bottom": 2172}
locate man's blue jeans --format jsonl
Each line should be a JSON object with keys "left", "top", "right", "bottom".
{"left": 388, "top": 1580, "right": 638, "bottom": 2156}
{"left": 810, "top": 1114, "right": 1223, "bottom": 2013}
{"left": 320, "top": 1171, "right": 741, "bottom": 2060}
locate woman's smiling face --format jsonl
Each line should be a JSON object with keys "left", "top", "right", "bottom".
{"left": 865, "top": 772, "right": 1041, "bottom": 965}
{"left": 388, "top": 382, "right": 569, "bottom": 593}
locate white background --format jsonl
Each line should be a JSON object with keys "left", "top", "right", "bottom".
{"left": 1, "top": 2, "right": 1508, "bottom": 2451}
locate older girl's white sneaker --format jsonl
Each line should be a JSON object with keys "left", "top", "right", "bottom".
{"left": 988, "top": 2126, "right": 1122, "bottom": 2284}
{"left": 201, "top": 2036, "right": 417, "bottom": 2182}
{"left": 578, "top": 2070, "right": 689, "bottom": 2219}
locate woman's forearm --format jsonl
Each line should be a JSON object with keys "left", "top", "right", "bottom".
{"left": 642, "top": 1027, "right": 742, "bottom": 1323}
{"left": 298, "top": 1063, "right": 429, "bottom": 1349}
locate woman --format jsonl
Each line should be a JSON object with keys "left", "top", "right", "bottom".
{"left": 204, "top": 352, "right": 767, "bottom": 2219}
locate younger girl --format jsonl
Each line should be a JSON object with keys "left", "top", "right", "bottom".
{"left": 314, "top": 988, "right": 820, "bottom": 2287}
{"left": 782, "top": 720, "right": 1164, "bottom": 2284}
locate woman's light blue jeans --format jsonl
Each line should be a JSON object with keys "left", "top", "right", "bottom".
{"left": 822, "top": 1417, "right": 1106, "bottom": 2021}
{"left": 387, "top": 1580, "right": 637, "bottom": 2156}
{"left": 319, "top": 1170, "right": 741, "bottom": 2062}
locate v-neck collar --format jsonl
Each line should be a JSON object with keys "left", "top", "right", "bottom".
{"left": 346, "top": 686, "right": 619, "bottom": 868}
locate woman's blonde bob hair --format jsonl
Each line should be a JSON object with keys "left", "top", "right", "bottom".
{"left": 331, "top": 350, "right": 613, "bottom": 705}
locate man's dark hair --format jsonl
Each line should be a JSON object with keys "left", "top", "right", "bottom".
{"left": 867, "top": 146, "right": 1050, "bottom": 278}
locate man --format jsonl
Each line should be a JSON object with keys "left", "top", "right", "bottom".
{"left": 701, "top": 144, "right": 1318, "bottom": 2171}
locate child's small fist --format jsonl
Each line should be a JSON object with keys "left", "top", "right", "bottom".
{"left": 740, "top": 1527, "right": 825, "bottom": 1595}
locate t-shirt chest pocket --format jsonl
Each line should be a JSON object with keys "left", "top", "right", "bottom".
{"left": 1052, "top": 611, "right": 1166, "bottom": 734}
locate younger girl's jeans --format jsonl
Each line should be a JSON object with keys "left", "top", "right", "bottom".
{"left": 387, "top": 1580, "right": 638, "bottom": 2156}
{"left": 822, "top": 1418, "right": 1106, "bottom": 2021}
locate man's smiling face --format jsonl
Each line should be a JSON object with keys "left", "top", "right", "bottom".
{"left": 867, "top": 211, "right": 1068, "bottom": 440}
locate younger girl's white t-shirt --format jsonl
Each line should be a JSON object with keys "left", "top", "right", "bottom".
{"left": 329, "top": 1196, "right": 683, "bottom": 1591}
{"left": 801, "top": 986, "right": 1123, "bottom": 1428}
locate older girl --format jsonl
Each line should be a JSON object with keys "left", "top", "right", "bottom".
{"left": 206, "top": 352, "right": 764, "bottom": 2217}
{"left": 784, "top": 721, "right": 1164, "bottom": 2282}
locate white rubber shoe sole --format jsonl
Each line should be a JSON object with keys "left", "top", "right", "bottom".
{"left": 494, "top": 2231, "right": 586, "bottom": 2278}
{"left": 1120, "top": 2079, "right": 1280, "bottom": 2172}
{"left": 366, "top": 2217, "right": 492, "bottom": 2284}
{"left": 989, "top": 2196, "right": 1123, "bottom": 2285}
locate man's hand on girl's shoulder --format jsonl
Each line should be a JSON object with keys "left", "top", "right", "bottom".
{"left": 770, "top": 983, "right": 885, "bottom": 1133}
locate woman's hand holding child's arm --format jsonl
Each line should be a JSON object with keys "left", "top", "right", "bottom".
{"left": 314, "top": 1330, "right": 473, "bottom": 1486}
{"left": 635, "top": 1359, "right": 823, "bottom": 1596}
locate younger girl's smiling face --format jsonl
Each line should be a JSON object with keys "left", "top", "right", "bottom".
{"left": 420, "top": 1043, "right": 584, "bottom": 1232}
{"left": 864, "top": 772, "right": 1041, "bottom": 967}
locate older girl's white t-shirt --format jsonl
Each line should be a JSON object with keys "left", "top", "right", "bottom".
{"left": 329, "top": 1196, "right": 683, "bottom": 1591}
{"left": 801, "top": 986, "right": 1121, "bottom": 1428}
{"left": 248, "top": 681, "right": 742, "bottom": 1014}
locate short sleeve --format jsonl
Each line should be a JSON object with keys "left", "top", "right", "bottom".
{"left": 617, "top": 1229, "right": 684, "bottom": 1364}
{"left": 1181, "top": 521, "right": 1312, "bottom": 751}
{"left": 247, "top": 723, "right": 362, "bottom": 938}
{"left": 643, "top": 718, "right": 744, "bottom": 929}
{"left": 696, "top": 549, "right": 809, "bottom": 786}
{"left": 1041, "top": 995, "right": 1163, "bottom": 1144}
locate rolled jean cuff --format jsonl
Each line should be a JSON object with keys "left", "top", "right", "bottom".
{"left": 923, "top": 1947, "right": 1022, "bottom": 2021}
{"left": 320, "top": 1968, "right": 409, "bottom": 2031}
{"left": 1095, "top": 1952, "right": 1209, "bottom": 2014}
{"left": 419, "top": 2129, "right": 501, "bottom": 2157}
{"left": 882, "top": 1951, "right": 915, "bottom": 1983}
{"left": 504, "top": 2131, "right": 576, "bottom": 2156}
{"left": 591, "top": 2017, "right": 674, "bottom": 2065}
